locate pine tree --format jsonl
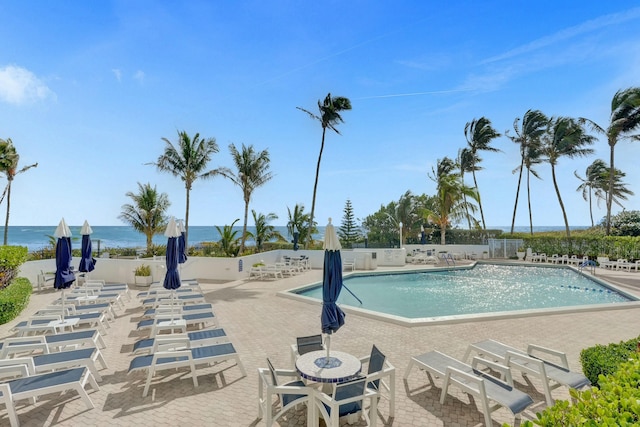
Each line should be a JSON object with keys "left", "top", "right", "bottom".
{"left": 338, "top": 199, "right": 361, "bottom": 248}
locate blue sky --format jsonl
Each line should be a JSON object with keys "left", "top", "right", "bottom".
{"left": 0, "top": 1, "right": 638, "bottom": 228}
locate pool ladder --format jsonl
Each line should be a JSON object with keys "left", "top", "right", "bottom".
{"left": 579, "top": 260, "right": 596, "bottom": 275}
{"left": 441, "top": 253, "right": 456, "bottom": 266}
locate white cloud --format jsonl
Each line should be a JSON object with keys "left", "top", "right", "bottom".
{"left": 112, "top": 68, "right": 122, "bottom": 82}
{"left": 0, "top": 65, "right": 55, "bottom": 105}
{"left": 133, "top": 70, "right": 145, "bottom": 83}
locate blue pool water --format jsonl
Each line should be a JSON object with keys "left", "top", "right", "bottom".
{"left": 293, "top": 264, "right": 634, "bottom": 319}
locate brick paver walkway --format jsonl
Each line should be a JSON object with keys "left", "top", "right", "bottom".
{"left": 1, "top": 264, "right": 639, "bottom": 426}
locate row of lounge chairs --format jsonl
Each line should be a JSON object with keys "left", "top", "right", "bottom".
{"left": 126, "top": 279, "right": 246, "bottom": 398}
{"left": 404, "top": 339, "right": 591, "bottom": 426}
{"left": 248, "top": 255, "right": 311, "bottom": 280}
{"left": 1, "top": 279, "right": 127, "bottom": 425}
{"left": 530, "top": 253, "right": 640, "bottom": 271}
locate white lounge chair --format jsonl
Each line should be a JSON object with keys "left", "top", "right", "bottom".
{"left": 141, "top": 293, "right": 206, "bottom": 308}
{"left": 404, "top": 350, "right": 534, "bottom": 426}
{"left": 0, "top": 367, "right": 98, "bottom": 427}
{"left": 0, "top": 330, "right": 105, "bottom": 359}
{"left": 142, "top": 303, "right": 214, "bottom": 318}
{"left": 343, "top": 258, "right": 356, "bottom": 272}
{"left": 0, "top": 346, "right": 107, "bottom": 382}
{"left": 132, "top": 328, "right": 229, "bottom": 355}
{"left": 128, "top": 341, "right": 246, "bottom": 397}
{"left": 136, "top": 312, "right": 217, "bottom": 335}
{"left": 464, "top": 339, "right": 591, "bottom": 406}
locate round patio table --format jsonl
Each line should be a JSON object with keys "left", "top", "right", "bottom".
{"left": 295, "top": 350, "right": 362, "bottom": 384}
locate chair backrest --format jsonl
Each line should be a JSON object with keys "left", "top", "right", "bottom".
{"left": 334, "top": 376, "right": 367, "bottom": 417}
{"left": 296, "top": 335, "right": 323, "bottom": 355}
{"left": 367, "top": 344, "right": 386, "bottom": 390}
{"left": 266, "top": 357, "right": 278, "bottom": 386}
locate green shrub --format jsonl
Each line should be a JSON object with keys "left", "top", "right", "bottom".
{"left": 580, "top": 336, "right": 639, "bottom": 385}
{"left": 519, "top": 354, "right": 640, "bottom": 426}
{"left": 134, "top": 264, "right": 152, "bottom": 276}
{"left": 0, "top": 246, "right": 29, "bottom": 289}
{"left": 0, "top": 277, "right": 32, "bottom": 324}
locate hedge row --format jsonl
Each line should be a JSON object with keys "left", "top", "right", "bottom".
{"left": 520, "top": 235, "right": 640, "bottom": 260}
{"left": 0, "top": 277, "right": 32, "bottom": 324}
{"left": 579, "top": 335, "right": 640, "bottom": 386}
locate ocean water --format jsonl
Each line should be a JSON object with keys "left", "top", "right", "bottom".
{"left": 0, "top": 225, "right": 588, "bottom": 252}
{"left": 0, "top": 225, "right": 318, "bottom": 251}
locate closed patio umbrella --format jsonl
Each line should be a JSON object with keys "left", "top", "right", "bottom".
{"left": 321, "top": 218, "right": 346, "bottom": 360}
{"left": 177, "top": 219, "right": 187, "bottom": 265}
{"left": 78, "top": 220, "right": 96, "bottom": 278}
{"left": 54, "top": 218, "right": 75, "bottom": 320}
{"left": 163, "top": 217, "right": 181, "bottom": 317}
{"left": 421, "top": 225, "right": 426, "bottom": 245}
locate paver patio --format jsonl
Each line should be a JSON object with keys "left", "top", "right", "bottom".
{"left": 1, "top": 263, "right": 639, "bottom": 426}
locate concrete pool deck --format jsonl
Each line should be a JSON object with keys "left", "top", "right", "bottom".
{"left": 1, "top": 262, "right": 640, "bottom": 426}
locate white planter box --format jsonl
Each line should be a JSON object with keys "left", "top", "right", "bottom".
{"left": 135, "top": 275, "right": 152, "bottom": 286}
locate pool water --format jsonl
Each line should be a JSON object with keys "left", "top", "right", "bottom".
{"left": 293, "top": 264, "right": 634, "bottom": 319}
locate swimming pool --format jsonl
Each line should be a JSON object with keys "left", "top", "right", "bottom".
{"left": 285, "top": 263, "right": 639, "bottom": 326}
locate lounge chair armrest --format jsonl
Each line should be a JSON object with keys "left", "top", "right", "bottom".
{"left": 442, "top": 366, "right": 486, "bottom": 404}
{"left": 0, "top": 363, "right": 29, "bottom": 379}
{"left": 505, "top": 350, "right": 548, "bottom": 378}
{"left": 471, "top": 356, "right": 513, "bottom": 386}
{"left": 527, "top": 344, "right": 569, "bottom": 368}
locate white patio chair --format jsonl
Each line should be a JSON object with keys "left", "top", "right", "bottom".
{"left": 314, "top": 376, "right": 378, "bottom": 427}
{"left": 359, "top": 345, "right": 395, "bottom": 419}
{"left": 257, "top": 358, "right": 315, "bottom": 426}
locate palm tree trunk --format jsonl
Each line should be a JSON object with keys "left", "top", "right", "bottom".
{"left": 527, "top": 171, "right": 533, "bottom": 236}
{"left": 588, "top": 188, "right": 594, "bottom": 227}
{"left": 551, "top": 164, "right": 571, "bottom": 239}
{"left": 3, "top": 182, "right": 11, "bottom": 245}
{"left": 510, "top": 158, "right": 525, "bottom": 234}
{"left": 461, "top": 173, "right": 472, "bottom": 230}
{"left": 606, "top": 141, "right": 615, "bottom": 235}
{"left": 307, "top": 127, "right": 326, "bottom": 248}
{"left": 184, "top": 187, "right": 190, "bottom": 247}
{"left": 440, "top": 227, "right": 446, "bottom": 245}
{"left": 472, "top": 170, "right": 487, "bottom": 231}
{"left": 240, "top": 198, "right": 249, "bottom": 254}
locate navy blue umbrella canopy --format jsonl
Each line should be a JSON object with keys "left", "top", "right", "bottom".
{"left": 163, "top": 217, "right": 181, "bottom": 291}
{"left": 321, "top": 219, "right": 345, "bottom": 335}
{"left": 78, "top": 220, "right": 96, "bottom": 273}
{"left": 53, "top": 218, "right": 75, "bottom": 290}
{"left": 177, "top": 219, "right": 187, "bottom": 264}
{"left": 420, "top": 225, "right": 426, "bottom": 245}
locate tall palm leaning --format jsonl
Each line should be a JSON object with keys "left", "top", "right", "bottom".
{"left": 220, "top": 143, "right": 273, "bottom": 254}
{"left": 297, "top": 93, "right": 352, "bottom": 248}
{"left": 574, "top": 159, "right": 609, "bottom": 227}
{"left": 118, "top": 182, "right": 170, "bottom": 254}
{"left": 598, "top": 166, "right": 634, "bottom": 216}
{"left": 464, "top": 117, "right": 501, "bottom": 232}
{"left": 0, "top": 138, "right": 38, "bottom": 245}
{"left": 505, "top": 110, "right": 548, "bottom": 234}
{"left": 579, "top": 87, "right": 640, "bottom": 235}
{"left": 152, "top": 130, "right": 222, "bottom": 247}
{"left": 542, "top": 117, "right": 595, "bottom": 238}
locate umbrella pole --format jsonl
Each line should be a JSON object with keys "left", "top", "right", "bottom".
{"left": 325, "top": 334, "right": 330, "bottom": 361}
{"left": 61, "top": 289, "right": 65, "bottom": 321}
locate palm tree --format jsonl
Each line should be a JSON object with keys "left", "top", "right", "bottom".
{"left": 250, "top": 210, "right": 283, "bottom": 252}
{"left": 297, "top": 93, "right": 352, "bottom": 247}
{"left": 458, "top": 147, "right": 477, "bottom": 230}
{"left": 425, "top": 157, "right": 479, "bottom": 245}
{"left": 386, "top": 190, "right": 416, "bottom": 246}
{"left": 286, "top": 203, "right": 314, "bottom": 247}
{"left": 580, "top": 87, "right": 640, "bottom": 234}
{"left": 542, "top": 117, "right": 595, "bottom": 238}
{"left": 599, "top": 166, "right": 634, "bottom": 213}
{"left": 505, "top": 110, "right": 549, "bottom": 234}
{"left": 0, "top": 138, "right": 38, "bottom": 245}
{"left": 574, "top": 159, "right": 608, "bottom": 227}
{"left": 220, "top": 143, "right": 273, "bottom": 254}
{"left": 118, "top": 182, "right": 170, "bottom": 254}
{"left": 464, "top": 117, "right": 501, "bottom": 232}
{"left": 152, "top": 130, "right": 222, "bottom": 246}
{"left": 215, "top": 219, "right": 241, "bottom": 257}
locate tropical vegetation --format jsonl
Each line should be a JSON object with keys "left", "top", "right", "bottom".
{"left": 0, "top": 138, "right": 38, "bottom": 245}
{"left": 219, "top": 143, "right": 273, "bottom": 254}
{"left": 338, "top": 199, "right": 360, "bottom": 248}
{"left": 118, "top": 182, "right": 170, "bottom": 254}
{"left": 152, "top": 130, "right": 223, "bottom": 246}
{"left": 297, "top": 93, "right": 352, "bottom": 248}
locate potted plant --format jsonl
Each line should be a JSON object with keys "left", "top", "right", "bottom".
{"left": 134, "top": 264, "right": 152, "bottom": 286}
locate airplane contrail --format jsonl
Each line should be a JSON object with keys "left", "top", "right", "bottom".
{"left": 355, "top": 88, "right": 474, "bottom": 100}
